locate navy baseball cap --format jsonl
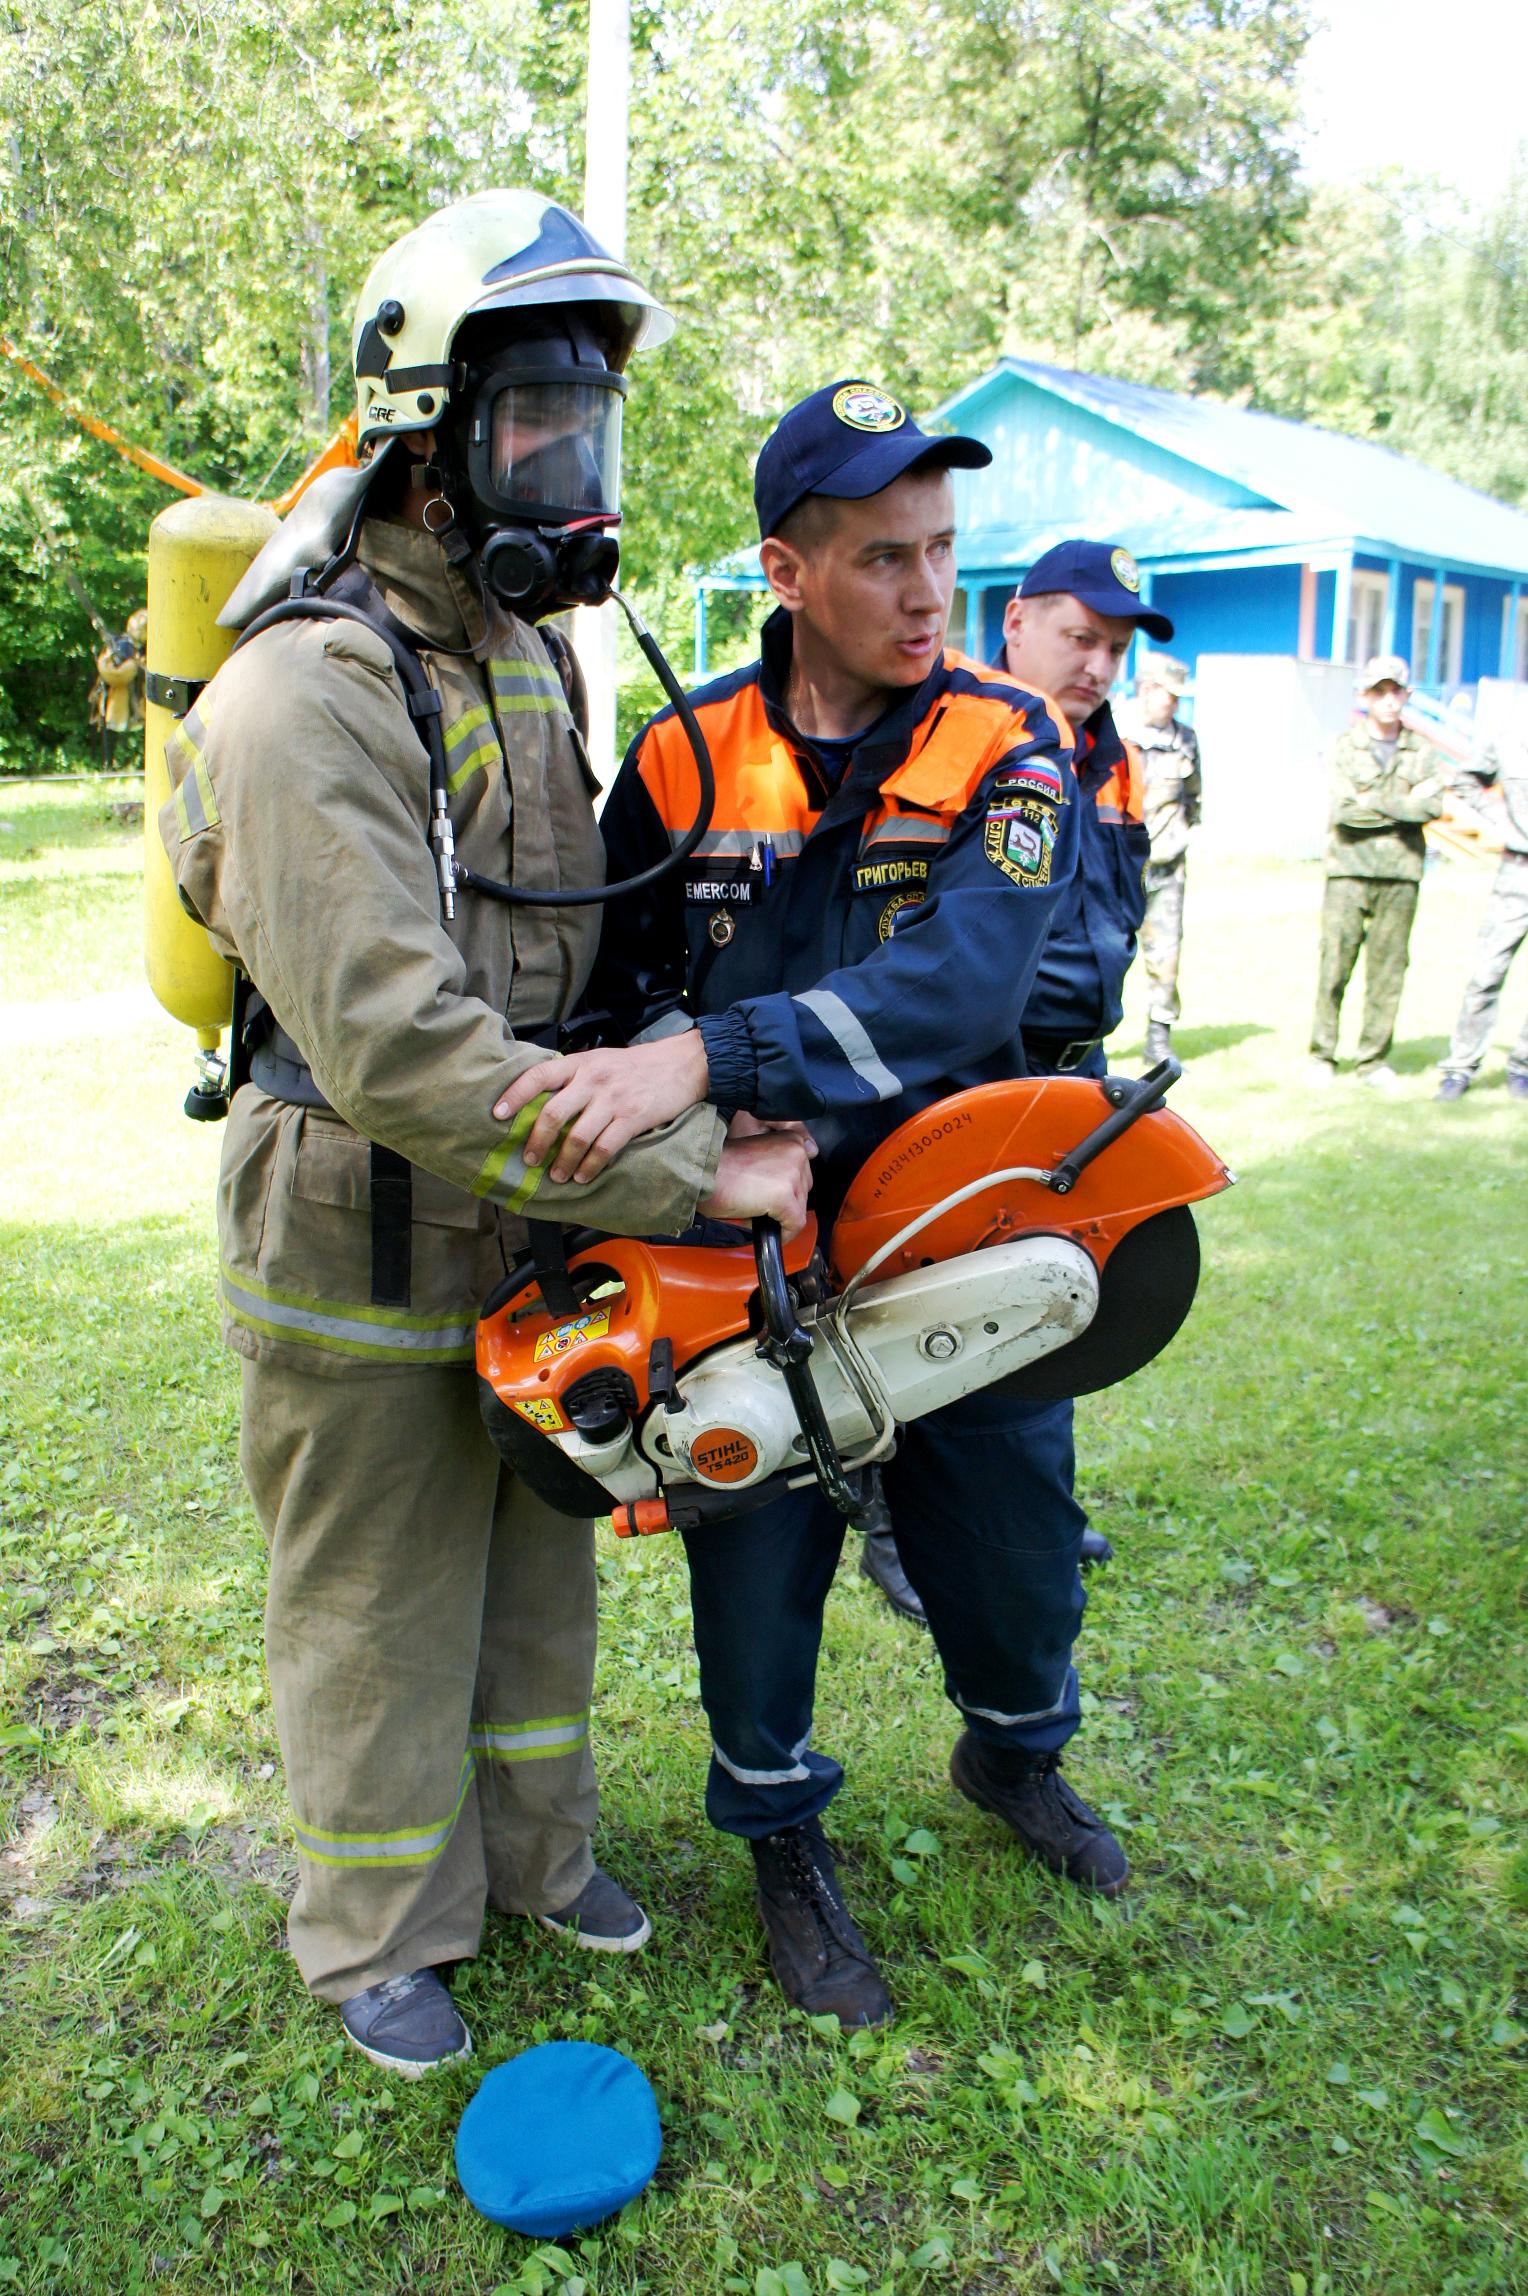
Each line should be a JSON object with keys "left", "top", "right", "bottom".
{"left": 755, "top": 380, "right": 991, "bottom": 541}
{"left": 1020, "top": 540, "right": 1174, "bottom": 642}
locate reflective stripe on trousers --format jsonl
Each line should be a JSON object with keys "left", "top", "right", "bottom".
{"left": 221, "top": 1264, "right": 476, "bottom": 1363}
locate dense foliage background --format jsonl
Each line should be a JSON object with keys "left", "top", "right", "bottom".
{"left": 3, "top": 0, "right": 1527, "bottom": 763}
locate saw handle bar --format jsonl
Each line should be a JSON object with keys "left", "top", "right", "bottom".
{"left": 753, "top": 1219, "right": 868, "bottom": 1519}
{"left": 1045, "top": 1056, "right": 1181, "bottom": 1196}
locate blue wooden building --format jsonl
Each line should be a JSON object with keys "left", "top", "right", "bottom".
{"left": 696, "top": 358, "right": 1528, "bottom": 700}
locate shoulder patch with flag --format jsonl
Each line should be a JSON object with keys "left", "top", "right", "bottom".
{"left": 990, "top": 758, "right": 1064, "bottom": 808}
{"left": 984, "top": 786, "right": 1059, "bottom": 887}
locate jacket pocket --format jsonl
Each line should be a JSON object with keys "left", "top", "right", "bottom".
{"left": 290, "top": 1115, "right": 483, "bottom": 1231}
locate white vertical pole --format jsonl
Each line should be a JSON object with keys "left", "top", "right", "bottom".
{"left": 573, "top": 0, "right": 631, "bottom": 789}
{"left": 1330, "top": 552, "right": 1353, "bottom": 664}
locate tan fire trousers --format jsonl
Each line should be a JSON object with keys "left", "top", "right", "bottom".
{"left": 240, "top": 1356, "right": 598, "bottom": 2003}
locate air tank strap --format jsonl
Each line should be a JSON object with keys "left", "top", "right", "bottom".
{"left": 368, "top": 1145, "right": 413, "bottom": 1310}
{"left": 248, "top": 1024, "right": 334, "bottom": 1111}
{"left": 240, "top": 988, "right": 413, "bottom": 1309}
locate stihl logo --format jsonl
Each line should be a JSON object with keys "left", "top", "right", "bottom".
{"left": 689, "top": 1428, "right": 760, "bottom": 1484}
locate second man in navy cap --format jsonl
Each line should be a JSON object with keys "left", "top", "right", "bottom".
{"left": 494, "top": 380, "right": 1131, "bottom": 2026}
{"left": 864, "top": 541, "right": 1175, "bottom": 1612}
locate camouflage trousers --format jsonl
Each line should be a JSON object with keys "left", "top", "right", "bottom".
{"left": 1141, "top": 857, "right": 1188, "bottom": 1025}
{"left": 1309, "top": 875, "right": 1420, "bottom": 1070}
{"left": 1439, "top": 853, "right": 1528, "bottom": 1082}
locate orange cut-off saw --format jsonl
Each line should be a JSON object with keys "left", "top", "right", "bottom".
{"left": 477, "top": 1060, "right": 1231, "bottom": 1533}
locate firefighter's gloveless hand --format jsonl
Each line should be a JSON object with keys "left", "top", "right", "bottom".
{"left": 697, "top": 1129, "right": 816, "bottom": 1241}
{"left": 494, "top": 1031, "right": 713, "bottom": 1183}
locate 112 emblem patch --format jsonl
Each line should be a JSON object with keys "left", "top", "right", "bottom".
{"left": 984, "top": 795, "right": 1058, "bottom": 886}
{"left": 878, "top": 890, "right": 926, "bottom": 941}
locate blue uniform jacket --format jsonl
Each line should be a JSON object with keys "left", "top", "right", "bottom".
{"left": 589, "top": 608, "right": 1080, "bottom": 1208}
{"left": 1014, "top": 683, "right": 1150, "bottom": 1042}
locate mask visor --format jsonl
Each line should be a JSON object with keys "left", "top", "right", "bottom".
{"left": 488, "top": 374, "right": 624, "bottom": 520}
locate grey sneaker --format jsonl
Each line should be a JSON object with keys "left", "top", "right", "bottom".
{"left": 536, "top": 1866, "right": 652, "bottom": 1953}
{"left": 1507, "top": 1072, "right": 1528, "bottom": 1103}
{"left": 338, "top": 1967, "right": 471, "bottom": 2077}
{"left": 1359, "top": 1061, "right": 1403, "bottom": 1096}
{"left": 1435, "top": 1074, "right": 1470, "bottom": 1103}
{"left": 1306, "top": 1057, "right": 1337, "bottom": 1090}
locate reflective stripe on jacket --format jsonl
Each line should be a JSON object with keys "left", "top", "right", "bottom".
{"left": 590, "top": 607, "right": 1079, "bottom": 1207}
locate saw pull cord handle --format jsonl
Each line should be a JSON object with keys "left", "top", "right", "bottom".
{"left": 753, "top": 1219, "right": 867, "bottom": 1518}
{"left": 1045, "top": 1055, "right": 1181, "bottom": 1197}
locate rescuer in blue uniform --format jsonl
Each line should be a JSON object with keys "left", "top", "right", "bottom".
{"left": 861, "top": 540, "right": 1175, "bottom": 1617}
{"left": 494, "top": 385, "right": 1133, "bottom": 2029}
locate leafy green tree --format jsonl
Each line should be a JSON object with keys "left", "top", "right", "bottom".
{"left": 1236, "top": 172, "right": 1528, "bottom": 509}
{"left": 2, "top": 0, "right": 1327, "bottom": 760}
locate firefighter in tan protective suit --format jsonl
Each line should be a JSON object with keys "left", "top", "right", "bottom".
{"left": 159, "top": 192, "right": 809, "bottom": 2075}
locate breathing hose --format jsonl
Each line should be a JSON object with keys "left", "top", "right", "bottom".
{"left": 454, "top": 585, "right": 714, "bottom": 910}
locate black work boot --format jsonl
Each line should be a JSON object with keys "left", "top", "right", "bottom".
{"left": 1079, "top": 1526, "right": 1115, "bottom": 1567}
{"left": 859, "top": 1525, "right": 927, "bottom": 1624}
{"left": 950, "top": 1732, "right": 1129, "bottom": 1896}
{"left": 854, "top": 1478, "right": 926, "bottom": 1624}
{"left": 750, "top": 1818, "right": 893, "bottom": 2029}
{"left": 1143, "top": 1020, "right": 1172, "bottom": 1065}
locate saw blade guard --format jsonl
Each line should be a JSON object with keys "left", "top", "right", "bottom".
{"left": 829, "top": 1074, "right": 1230, "bottom": 1289}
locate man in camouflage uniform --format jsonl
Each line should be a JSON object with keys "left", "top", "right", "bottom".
{"left": 1436, "top": 736, "right": 1528, "bottom": 1102}
{"left": 1308, "top": 654, "right": 1444, "bottom": 1095}
{"left": 1129, "top": 652, "right": 1201, "bottom": 1065}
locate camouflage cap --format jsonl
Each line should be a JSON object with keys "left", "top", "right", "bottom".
{"left": 1136, "top": 651, "right": 1188, "bottom": 697}
{"left": 1360, "top": 652, "right": 1410, "bottom": 692}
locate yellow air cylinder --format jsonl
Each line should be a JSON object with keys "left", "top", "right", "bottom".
{"left": 143, "top": 494, "right": 278, "bottom": 1062}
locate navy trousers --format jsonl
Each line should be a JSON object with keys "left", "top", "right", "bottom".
{"left": 680, "top": 1388, "right": 1086, "bottom": 1838}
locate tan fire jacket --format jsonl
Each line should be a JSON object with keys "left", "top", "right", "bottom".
{"left": 160, "top": 516, "right": 724, "bottom": 1375}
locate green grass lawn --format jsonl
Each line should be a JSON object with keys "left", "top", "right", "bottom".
{"left": 2, "top": 782, "right": 1525, "bottom": 2296}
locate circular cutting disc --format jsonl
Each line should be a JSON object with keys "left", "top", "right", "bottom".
{"left": 993, "top": 1205, "right": 1201, "bottom": 1402}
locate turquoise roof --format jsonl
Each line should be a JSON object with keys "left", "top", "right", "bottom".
{"left": 934, "top": 360, "right": 1528, "bottom": 581}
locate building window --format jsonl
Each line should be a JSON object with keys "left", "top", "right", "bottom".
{"left": 1411, "top": 580, "right": 1465, "bottom": 686}
{"left": 1347, "top": 570, "right": 1388, "bottom": 666}
{"left": 1502, "top": 593, "right": 1528, "bottom": 681}
{"left": 947, "top": 586, "right": 970, "bottom": 656}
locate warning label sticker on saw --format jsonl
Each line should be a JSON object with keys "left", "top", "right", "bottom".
{"left": 689, "top": 1428, "right": 761, "bottom": 1483}
{"left": 513, "top": 1396, "right": 565, "bottom": 1432}
{"left": 533, "top": 1308, "right": 612, "bottom": 1362}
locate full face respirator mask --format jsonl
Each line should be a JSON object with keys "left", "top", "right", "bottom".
{"left": 448, "top": 317, "right": 627, "bottom": 621}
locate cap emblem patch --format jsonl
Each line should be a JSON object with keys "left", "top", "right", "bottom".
{"left": 1110, "top": 547, "right": 1141, "bottom": 594}
{"left": 832, "top": 385, "right": 905, "bottom": 434}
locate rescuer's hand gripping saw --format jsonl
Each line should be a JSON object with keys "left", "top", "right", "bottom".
{"left": 478, "top": 1062, "right": 1232, "bottom": 1532}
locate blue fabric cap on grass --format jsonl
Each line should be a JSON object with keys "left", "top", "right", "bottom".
{"left": 455, "top": 2041, "right": 661, "bottom": 2237}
